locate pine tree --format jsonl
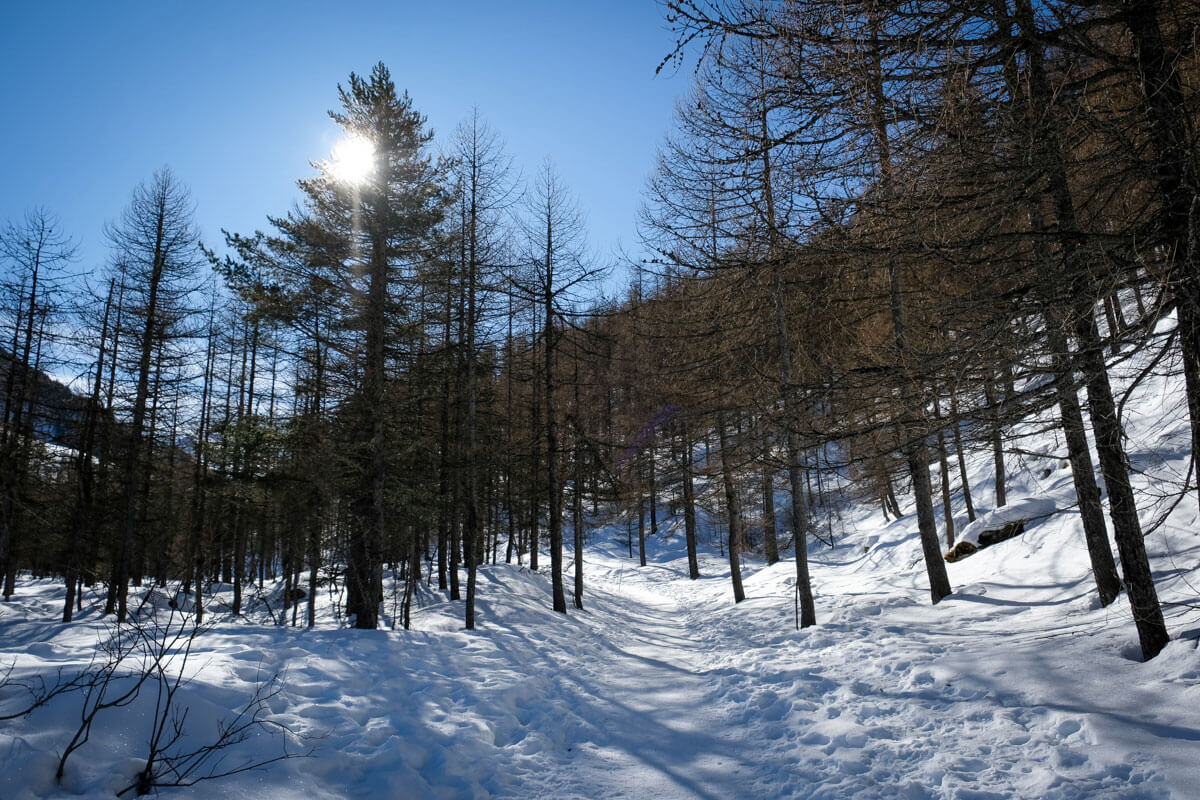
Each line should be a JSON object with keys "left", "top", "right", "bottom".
{"left": 274, "top": 63, "right": 451, "bottom": 629}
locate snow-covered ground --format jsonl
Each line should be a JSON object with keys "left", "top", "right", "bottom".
{"left": 3, "top": 327, "right": 1200, "bottom": 798}
{"left": 3, "top": 507, "right": 1198, "bottom": 800}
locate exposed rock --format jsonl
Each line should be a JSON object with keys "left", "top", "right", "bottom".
{"left": 944, "top": 498, "right": 1054, "bottom": 563}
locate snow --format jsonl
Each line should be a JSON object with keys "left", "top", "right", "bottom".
{"left": 3, "top": 327, "right": 1200, "bottom": 797}
{"left": 3, "top": 506, "right": 1198, "bottom": 799}
{"left": 953, "top": 497, "right": 1058, "bottom": 549}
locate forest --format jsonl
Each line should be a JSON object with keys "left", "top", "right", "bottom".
{"left": 2, "top": 0, "right": 1197, "bottom": 659}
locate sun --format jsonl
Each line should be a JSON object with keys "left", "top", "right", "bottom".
{"left": 330, "top": 134, "right": 376, "bottom": 186}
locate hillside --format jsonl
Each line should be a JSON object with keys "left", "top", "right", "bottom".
{"left": 2, "top": 317, "right": 1200, "bottom": 799}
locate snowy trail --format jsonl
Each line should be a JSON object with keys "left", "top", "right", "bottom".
{"left": 441, "top": 561, "right": 784, "bottom": 800}
{"left": 3, "top": 524, "right": 1198, "bottom": 799}
{"left": 581, "top": 540, "right": 1197, "bottom": 800}
{"left": 195, "top": 557, "right": 796, "bottom": 800}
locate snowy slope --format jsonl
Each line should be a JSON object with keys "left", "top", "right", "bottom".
{"left": 2, "top": 509, "right": 1198, "bottom": 800}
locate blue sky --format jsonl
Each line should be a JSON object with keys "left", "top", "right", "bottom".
{"left": 1, "top": 1, "right": 687, "bottom": 294}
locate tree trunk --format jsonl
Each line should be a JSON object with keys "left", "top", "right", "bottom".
{"left": 761, "top": 431, "right": 780, "bottom": 565}
{"left": 573, "top": 426, "right": 585, "bottom": 610}
{"left": 717, "top": 411, "right": 746, "bottom": 603}
{"left": 64, "top": 281, "right": 116, "bottom": 622}
{"left": 890, "top": 261, "right": 951, "bottom": 605}
{"left": 637, "top": 484, "right": 647, "bottom": 567}
{"left": 949, "top": 392, "right": 976, "bottom": 522}
{"left": 908, "top": 441, "right": 952, "bottom": 604}
{"left": 545, "top": 294, "right": 566, "bottom": 614}
{"left": 1076, "top": 311, "right": 1169, "bottom": 658}
{"left": 680, "top": 420, "right": 700, "bottom": 579}
{"left": 1122, "top": 1, "right": 1200, "bottom": 521}
{"left": 464, "top": 186, "right": 482, "bottom": 630}
{"left": 984, "top": 380, "right": 1007, "bottom": 509}
{"left": 529, "top": 309, "right": 541, "bottom": 573}
{"left": 865, "top": 10, "right": 948, "bottom": 604}
{"left": 0, "top": 242, "right": 46, "bottom": 603}
{"left": 403, "top": 524, "right": 420, "bottom": 630}
{"left": 648, "top": 438, "right": 659, "bottom": 542}
{"left": 1049, "top": 320, "right": 1121, "bottom": 607}
{"left": 769, "top": 262, "right": 815, "bottom": 625}
{"left": 934, "top": 396, "right": 955, "bottom": 548}
{"left": 1010, "top": 0, "right": 1167, "bottom": 657}
{"left": 112, "top": 205, "right": 170, "bottom": 622}
{"left": 885, "top": 475, "right": 902, "bottom": 519}
{"left": 505, "top": 305, "right": 517, "bottom": 566}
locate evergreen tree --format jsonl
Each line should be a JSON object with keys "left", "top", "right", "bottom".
{"left": 274, "top": 63, "right": 451, "bottom": 629}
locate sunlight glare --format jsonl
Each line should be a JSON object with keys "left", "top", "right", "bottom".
{"left": 330, "top": 135, "right": 376, "bottom": 186}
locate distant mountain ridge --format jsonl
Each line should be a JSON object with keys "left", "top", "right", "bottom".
{"left": 0, "top": 348, "right": 91, "bottom": 450}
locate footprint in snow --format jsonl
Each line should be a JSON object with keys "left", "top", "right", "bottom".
{"left": 912, "top": 670, "right": 935, "bottom": 686}
{"left": 1055, "top": 719, "right": 1082, "bottom": 739}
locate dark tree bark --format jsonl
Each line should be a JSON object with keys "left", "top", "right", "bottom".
{"left": 1, "top": 209, "right": 73, "bottom": 602}
{"left": 1077, "top": 311, "right": 1168, "bottom": 656}
{"left": 1048, "top": 321, "right": 1121, "bottom": 606}
{"left": 189, "top": 299, "right": 219, "bottom": 625}
{"left": 516, "top": 162, "right": 595, "bottom": 613}
{"left": 572, "top": 419, "right": 585, "bottom": 610}
{"left": 64, "top": 280, "right": 114, "bottom": 622}
{"left": 889, "top": 262, "right": 952, "bottom": 605}
{"left": 545, "top": 278, "right": 565, "bottom": 613}
{"left": 984, "top": 379, "right": 1007, "bottom": 509}
{"left": 529, "top": 308, "right": 541, "bottom": 573}
{"left": 761, "top": 434, "right": 780, "bottom": 565}
{"left": 865, "top": 8, "right": 950, "bottom": 604}
{"left": 933, "top": 396, "right": 955, "bottom": 548}
{"left": 1010, "top": 0, "right": 1167, "bottom": 656}
{"left": 949, "top": 392, "right": 976, "bottom": 523}
{"left": 717, "top": 410, "right": 746, "bottom": 603}
{"left": 437, "top": 283, "right": 452, "bottom": 592}
{"left": 637, "top": 478, "right": 647, "bottom": 568}
{"left": 679, "top": 419, "right": 701, "bottom": 580}
{"left": 1120, "top": 0, "right": 1200, "bottom": 520}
